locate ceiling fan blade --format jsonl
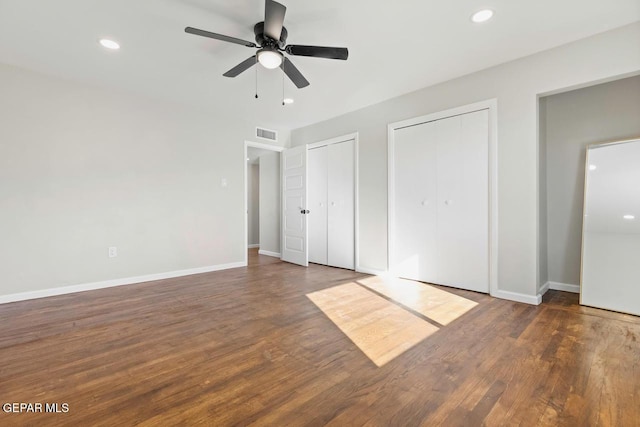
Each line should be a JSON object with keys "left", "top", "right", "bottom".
{"left": 223, "top": 56, "right": 257, "bottom": 77}
{"left": 185, "top": 27, "right": 256, "bottom": 48}
{"left": 264, "top": 0, "right": 286, "bottom": 41}
{"left": 285, "top": 45, "right": 348, "bottom": 60}
{"left": 282, "top": 58, "right": 310, "bottom": 88}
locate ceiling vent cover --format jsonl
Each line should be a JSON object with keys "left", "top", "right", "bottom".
{"left": 256, "top": 127, "right": 278, "bottom": 141}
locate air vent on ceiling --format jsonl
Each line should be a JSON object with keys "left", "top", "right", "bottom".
{"left": 256, "top": 127, "right": 278, "bottom": 141}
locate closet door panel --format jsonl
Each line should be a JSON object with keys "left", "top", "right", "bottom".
{"left": 308, "top": 146, "right": 328, "bottom": 265}
{"left": 393, "top": 123, "right": 438, "bottom": 282}
{"left": 459, "top": 110, "right": 489, "bottom": 291}
{"left": 327, "top": 140, "right": 355, "bottom": 269}
{"left": 436, "top": 110, "right": 489, "bottom": 292}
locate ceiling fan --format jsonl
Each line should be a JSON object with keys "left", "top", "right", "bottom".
{"left": 185, "top": 0, "right": 348, "bottom": 89}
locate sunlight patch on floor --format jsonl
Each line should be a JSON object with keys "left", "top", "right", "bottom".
{"left": 357, "top": 276, "right": 478, "bottom": 326}
{"left": 307, "top": 283, "right": 438, "bottom": 367}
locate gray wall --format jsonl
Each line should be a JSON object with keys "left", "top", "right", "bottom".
{"left": 542, "top": 75, "right": 640, "bottom": 287}
{"left": 0, "top": 62, "right": 285, "bottom": 297}
{"left": 291, "top": 23, "right": 640, "bottom": 301}
{"left": 259, "top": 152, "right": 281, "bottom": 255}
{"left": 248, "top": 163, "right": 260, "bottom": 246}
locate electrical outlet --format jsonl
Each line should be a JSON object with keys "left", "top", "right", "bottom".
{"left": 221, "top": 178, "right": 228, "bottom": 187}
{"left": 108, "top": 247, "right": 117, "bottom": 258}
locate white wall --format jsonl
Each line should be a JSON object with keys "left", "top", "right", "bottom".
{"left": 290, "top": 23, "right": 640, "bottom": 303}
{"left": 258, "top": 151, "right": 280, "bottom": 255}
{"left": 0, "top": 62, "right": 285, "bottom": 298}
{"left": 542, "top": 75, "right": 640, "bottom": 287}
{"left": 248, "top": 163, "right": 260, "bottom": 246}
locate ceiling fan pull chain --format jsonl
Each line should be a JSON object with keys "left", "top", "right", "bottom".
{"left": 281, "top": 62, "right": 285, "bottom": 106}
{"left": 255, "top": 55, "right": 259, "bottom": 99}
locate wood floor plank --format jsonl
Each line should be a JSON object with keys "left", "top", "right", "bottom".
{"left": 0, "top": 249, "right": 638, "bottom": 425}
{"left": 307, "top": 282, "right": 439, "bottom": 367}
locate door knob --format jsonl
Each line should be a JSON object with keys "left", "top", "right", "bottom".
{"left": 300, "top": 209, "right": 310, "bottom": 214}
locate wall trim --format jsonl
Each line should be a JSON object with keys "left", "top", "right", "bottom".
{"left": 258, "top": 250, "right": 281, "bottom": 258}
{"left": 356, "top": 266, "right": 387, "bottom": 276}
{"left": 539, "top": 281, "right": 551, "bottom": 296}
{"left": 548, "top": 281, "right": 580, "bottom": 293}
{"left": 248, "top": 244, "right": 260, "bottom": 249}
{"left": 0, "top": 261, "right": 247, "bottom": 305}
{"left": 493, "top": 289, "right": 542, "bottom": 305}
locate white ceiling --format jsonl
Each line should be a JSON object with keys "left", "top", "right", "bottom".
{"left": 0, "top": 0, "right": 638, "bottom": 130}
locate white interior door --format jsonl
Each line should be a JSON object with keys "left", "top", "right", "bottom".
{"left": 308, "top": 146, "right": 328, "bottom": 264}
{"left": 391, "top": 109, "right": 489, "bottom": 293}
{"left": 393, "top": 123, "right": 438, "bottom": 282}
{"left": 328, "top": 140, "right": 355, "bottom": 269}
{"left": 435, "top": 110, "right": 489, "bottom": 292}
{"left": 281, "top": 145, "right": 308, "bottom": 266}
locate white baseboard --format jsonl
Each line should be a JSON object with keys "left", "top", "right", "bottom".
{"left": 548, "top": 281, "right": 580, "bottom": 293}
{"left": 248, "top": 244, "right": 260, "bottom": 249}
{"left": 539, "top": 281, "right": 551, "bottom": 296}
{"left": 0, "top": 261, "right": 247, "bottom": 305}
{"left": 355, "top": 266, "right": 387, "bottom": 275}
{"left": 258, "top": 250, "right": 281, "bottom": 258}
{"left": 492, "top": 289, "right": 542, "bottom": 305}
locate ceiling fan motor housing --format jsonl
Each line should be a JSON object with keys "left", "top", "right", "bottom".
{"left": 254, "top": 22, "right": 288, "bottom": 49}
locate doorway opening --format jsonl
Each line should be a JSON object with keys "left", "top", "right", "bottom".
{"left": 244, "top": 141, "right": 284, "bottom": 266}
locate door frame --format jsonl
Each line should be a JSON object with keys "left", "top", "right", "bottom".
{"left": 307, "top": 132, "right": 360, "bottom": 271}
{"left": 244, "top": 140, "right": 284, "bottom": 266}
{"left": 387, "top": 99, "right": 498, "bottom": 297}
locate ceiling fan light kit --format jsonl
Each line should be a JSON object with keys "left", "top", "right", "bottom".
{"left": 185, "top": 0, "right": 348, "bottom": 94}
{"left": 257, "top": 48, "right": 283, "bottom": 69}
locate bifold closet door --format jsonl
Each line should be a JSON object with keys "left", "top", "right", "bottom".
{"left": 393, "top": 123, "right": 438, "bottom": 282}
{"left": 392, "top": 110, "right": 489, "bottom": 293}
{"left": 308, "top": 146, "right": 328, "bottom": 265}
{"left": 435, "top": 110, "right": 488, "bottom": 292}
{"left": 327, "top": 140, "right": 355, "bottom": 270}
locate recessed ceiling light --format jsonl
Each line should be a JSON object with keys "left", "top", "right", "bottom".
{"left": 589, "top": 164, "right": 597, "bottom": 171}
{"left": 99, "top": 39, "right": 120, "bottom": 50}
{"left": 283, "top": 98, "right": 294, "bottom": 104}
{"left": 623, "top": 215, "right": 635, "bottom": 220}
{"left": 471, "top": 9, "right": 494, "bottom": 23}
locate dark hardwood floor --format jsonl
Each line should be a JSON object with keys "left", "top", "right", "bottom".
{"left": 0, "top": 250, "right": 638, "bottom": 426}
